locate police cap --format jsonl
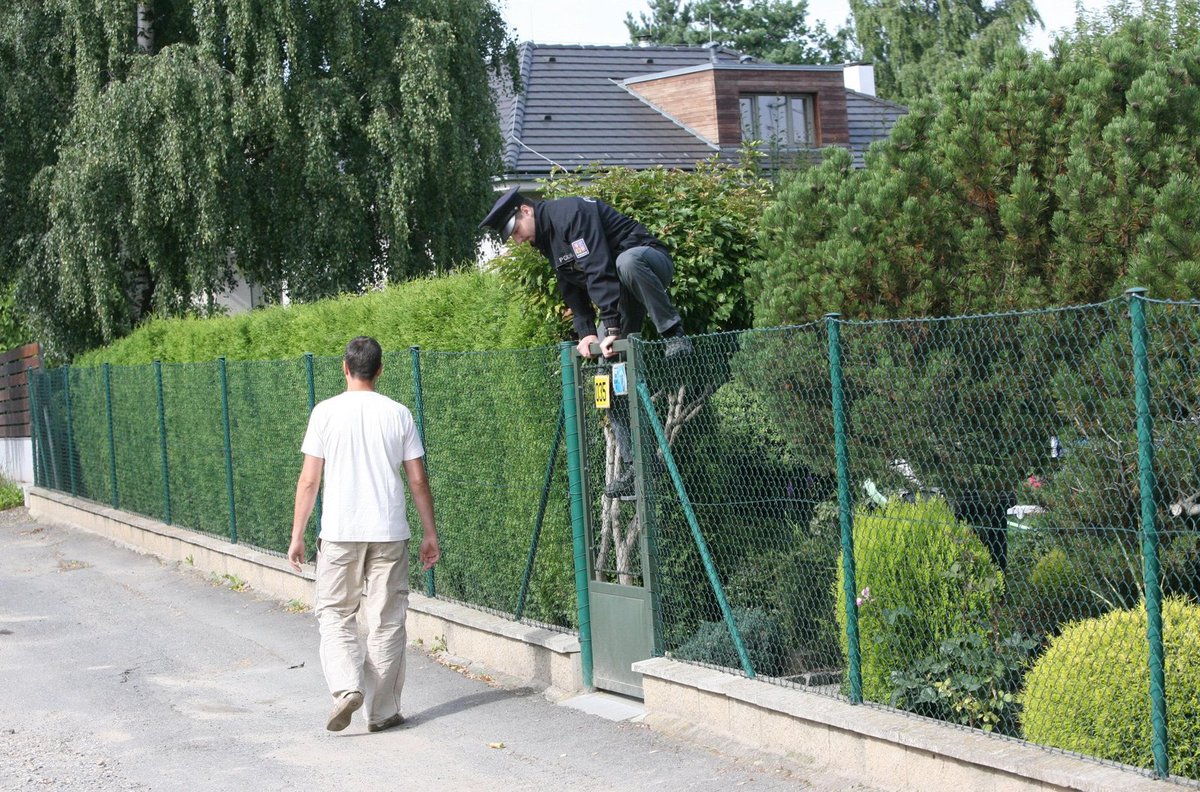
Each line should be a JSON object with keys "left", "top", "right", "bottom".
{"left": 479, "top": 186, "right": 523, "bottom": 242}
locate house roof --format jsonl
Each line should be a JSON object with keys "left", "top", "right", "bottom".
{"left": 494, "top": 43, "right": 907, "bottom": 184}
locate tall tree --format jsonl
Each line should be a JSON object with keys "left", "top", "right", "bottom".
{"left": 9, "top": 0, "right": 516, "bottom": 359}
{"left": 848, "top": 0, "right": 1040, "bottom": 101}
{"left": 625, "top": 0, "right": 853, "bottom": 63}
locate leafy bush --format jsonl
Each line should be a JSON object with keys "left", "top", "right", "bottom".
{"left": 1021, "top": 596, "right": 1200, "bottom": 778}
{"left": 835, "top": 496, "right": 1003, "bottom": 704}
{"left": 674, "top": 607, "right": 788, "bottom": 677}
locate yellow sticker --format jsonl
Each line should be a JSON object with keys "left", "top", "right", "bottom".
{"left": 594, "top": 374, "right": 611, "bottom": 409}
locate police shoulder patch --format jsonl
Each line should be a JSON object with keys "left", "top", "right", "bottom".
{"left": 571, "top": 238, "right": 590, "bottom": 258}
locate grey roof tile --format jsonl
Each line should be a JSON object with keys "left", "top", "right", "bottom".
{"left": 494, "top": 43, "right": 907, "bottom": 181}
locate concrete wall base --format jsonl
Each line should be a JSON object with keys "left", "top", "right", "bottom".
{"left": 633, "top": 657, "right": 1191, "bottom": 792}
{"left": 26, "top": 487, "right": 582, "bottom": 700}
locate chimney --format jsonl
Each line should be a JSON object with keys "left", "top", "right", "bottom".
{"left": 635, "top": 34, "right": 653, "bottom": 48}
{"left": 843, "top": 63, "right": 875, "bottom": 96}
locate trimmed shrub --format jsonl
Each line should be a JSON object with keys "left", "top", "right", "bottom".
{"left": 674, "top": 607, "right": 788, "bottom": 677}
{"left": 1021, "top": 596, "right": 1200, "bottom": 777}
{"left": 835, "top": 496, "right": 1003, "bottom": 704}
{"left": 74, "top": 270, "right": 557, "bottom": 366}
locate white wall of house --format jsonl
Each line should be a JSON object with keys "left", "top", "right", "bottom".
{"left": 1, "top": 438, "right": 32, "bottom": 483}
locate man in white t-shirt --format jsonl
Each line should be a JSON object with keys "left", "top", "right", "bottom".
{"left": 288, "top": 336, "right": 440, "bottom": 734}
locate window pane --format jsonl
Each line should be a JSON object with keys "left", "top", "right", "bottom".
{"left": 739, "top": 97, "right": 755, "bottom": 140}
{"left": 757, "top": 95, "right": 787, "bottom": 145}
{"left": 790, "top": 96, "right": 811, "bottom": 146}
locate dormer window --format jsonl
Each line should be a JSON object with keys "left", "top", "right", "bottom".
{"left": 739, "top": 94, "right": 814, "bottom": 148}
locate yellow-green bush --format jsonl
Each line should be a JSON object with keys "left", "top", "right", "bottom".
{"left": 1021, "top": 596, "right": 1200, "bottom": 777}
{"left": 74, "top": 271, "right": 557, "bottom": 365}
{"left": 835, "top": 496, "right": 1003, "bottom": 703}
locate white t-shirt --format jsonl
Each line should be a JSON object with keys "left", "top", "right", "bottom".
{"left": 300, "top": 390, "right": 425, "bottom": 542}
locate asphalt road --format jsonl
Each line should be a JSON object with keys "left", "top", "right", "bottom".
{"left": 0, "top": 507, "right": 861, "bottom": 792}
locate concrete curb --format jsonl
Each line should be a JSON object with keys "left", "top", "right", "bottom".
{"left": 26, "top": 487, "right": 583, "bottom": 700}
{"left": 634, "top": 657, "right": 1192, "bottom": 792}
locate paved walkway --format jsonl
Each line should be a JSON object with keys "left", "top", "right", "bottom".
{"left": 0, "top": 508, "right": 870, "bottom": 791}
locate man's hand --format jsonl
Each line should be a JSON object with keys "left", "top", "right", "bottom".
{"left": 599, "top": 334, "right": 620, "bottom": 358}
{"left": 287, "top": 537, "right": 306, "bottom": 573}
{"left": 576, "top": 335, "right": 599, "bottom": 358}
{"left": 420, "top": 534, "right": 441, "bottom": 570}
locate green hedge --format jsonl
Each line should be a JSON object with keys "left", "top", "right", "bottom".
{"left": 1021, "top": 596, "right": 1200, "bottom": 777}
{"left": 74, "top": 270, "right": 557, "bottom": 365}
{"left": 42, "top": 272, "right": 576, "bottom": 627}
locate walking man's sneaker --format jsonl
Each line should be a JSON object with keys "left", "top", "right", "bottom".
{"left": 368, "top": 713, "right": 406, "bottom": 733}
{"left": 326, "top": 690, "right": 363, "bottom": 732}
{"left": 604, "top": 467, "right": 636, "bottom": 500}
{"left": 664, "top": 334, "right": 693, "bottom": 362}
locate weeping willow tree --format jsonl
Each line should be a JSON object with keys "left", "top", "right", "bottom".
{"left": 11, "top": 0, "right": 514, "bottom": 358}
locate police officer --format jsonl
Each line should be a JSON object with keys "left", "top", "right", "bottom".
{"left": 480, "top": 187, "right": 692, "bottom": 498}
{"left": 479, "top": 187, "right": 692, "bottom": 362}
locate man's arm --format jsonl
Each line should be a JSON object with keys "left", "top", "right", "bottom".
{"left": 403, "top": 456, "right": 440, "bottom": 570}
{"left": 288, "top": 454, "right": 324, "bottom": 572}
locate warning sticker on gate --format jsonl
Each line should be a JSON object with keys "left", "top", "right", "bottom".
{"left": 594, "top": 374, "right": 611, "bottom": 409}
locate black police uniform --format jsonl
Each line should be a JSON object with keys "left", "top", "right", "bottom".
{"left": 533, "top": 197, "right": 680, "bottom": 341}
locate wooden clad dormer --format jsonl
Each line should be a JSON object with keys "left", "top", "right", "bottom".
{"left": 624, "top": 62, "right": 852, "bottom": 149}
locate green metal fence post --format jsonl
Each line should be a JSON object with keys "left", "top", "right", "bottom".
{"left": 304, "top": 353, "right": 322, "bottom": 539}
{"left": 410, "top": 346, "right": 434, "bottom": 598}
{"left": 218, "top": 358, "right": 238, "bottom": 544}
{"left": 560, "top": 342, "right": 593, "bottom": 689}
{"left": 1127, "top": 287, "right": 1169, "bottom": 778}
{"left": 103, "top": 363, "right": 119, "bottom": 508}
{"left": 635, "top": 379, "right": 755, "bottom": 679}
{"left": 827, "top": 313, "right": 863, "bottom": 704}
{"left": 62, "top": 367, "right": 77, "bottom": 496}
{"left": 515, "top": 404, "right": 564, "bottom": 622}
{"left": 154, "top": 361, "right": 172, "bottom": 525}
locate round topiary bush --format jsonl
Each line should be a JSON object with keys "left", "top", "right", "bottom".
{"left": 1021, "top": 596, "right": 1200, "bottom": 777}
{"left": 835, "top": 496, "right": 1003, "bottom": 704}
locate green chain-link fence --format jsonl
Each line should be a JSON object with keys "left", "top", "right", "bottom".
{"left": 30, "top": 347, "right": 573, "bottom": 632}
{"left": 27, "top": 293, "right": 1200, "bottom": 783}
{"left": 626, "top": 293, "right": 1198, "bottom": 783}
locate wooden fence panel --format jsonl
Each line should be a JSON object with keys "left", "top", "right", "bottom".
{"left": 0, "top": 343, "right": 43, "bottom": 438}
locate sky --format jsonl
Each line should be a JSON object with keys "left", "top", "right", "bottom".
{"left": 499, "top": 0, "right": 1116, "bottom": 54}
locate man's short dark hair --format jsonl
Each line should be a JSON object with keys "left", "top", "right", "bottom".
{"left": 345, "top": 336, "right": 382, "bottom": 380}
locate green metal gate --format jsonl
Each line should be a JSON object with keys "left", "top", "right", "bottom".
{"left": 562, "top": 340, "right": 660, "bottom": 698}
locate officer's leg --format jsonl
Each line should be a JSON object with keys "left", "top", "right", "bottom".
{"left": 615, "top": 247, "right": 683, "bottom": 335}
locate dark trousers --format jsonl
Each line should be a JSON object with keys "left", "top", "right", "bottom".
{"left": 614, "top": 246, "right": 681, "bottom": 336}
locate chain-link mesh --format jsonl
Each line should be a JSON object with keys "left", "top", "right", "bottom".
{"left": 417, "top": 347, "right": 572, "bottom": 629}
{"left": 628, "top": 298, "right": 1198, "bottom": 784}
{"left": 29, "top": 348, "right": 573, "bottom": 633}
{"left": 25, "top": 296, "right": 1200, "bottom": 782}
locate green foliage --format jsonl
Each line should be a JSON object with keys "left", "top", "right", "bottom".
{"left": 848, "top": 0, "right": 1040, "bottom": 103}
{"left": 674, "top": 607, "right": 789, "bottom": 676}
{"left": 0, "top": 475, "right": 23, "bottom": 510}
{"left": 835, "top": 496, "right": 1003, "bottom": 704}
{"left": 888, "top": 542, "right": 1038, "bottom": 736}
{"left": 493, "top": 158, "right": 771, "bottom": 340}
{"left": 1021, "top": 596, "right": 1200, "bottom": 777}
{"left": 9, "top": 0, "right": 516, "bottom": 358}
{"left": 625, "top": 0, "right": 853, "bottom": 63}
{"left": 75, "top": 271, "right": 558, "bottom": 365}
{"left": 753, "top": 11, "right": 1200, "bottom": 329}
